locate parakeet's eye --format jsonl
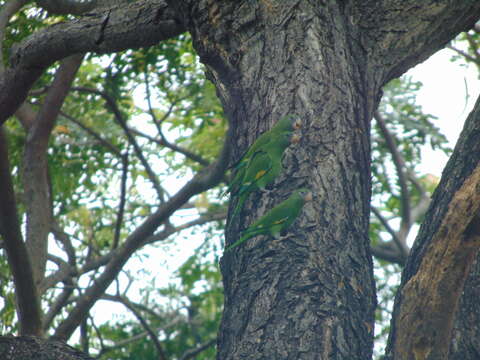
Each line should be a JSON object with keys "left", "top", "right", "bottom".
{"left": 297, "top": 188, "right": 312, "bottom": 201}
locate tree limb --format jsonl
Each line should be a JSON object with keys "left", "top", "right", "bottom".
{"left": 60, "top": 111, "right": 123, "bottom": 157}
{"left": 112, "top": 154, "right": 129, "bottom": 249}
{"left": 179, "top": 338, "right": 216, "bottom": 360}
{"left": 0, "top": 129, "right": 43, "bottom": 336}
{"left": 371, "top": 206, "right": 408, "bottom": 262}
{"left": 23, "top": 54, "right": 84, "bottom": 287}
{"left": 108, "top": 294, "right": 167, "bottom": 360}
{"left": 374, "top": 111, "right": 411, "bottom": 234}
{"left": 130, "top": 127, "right": 211, "bottom": 166}
{"left": 351, "top": 1, "right": 480, "bottom": 83}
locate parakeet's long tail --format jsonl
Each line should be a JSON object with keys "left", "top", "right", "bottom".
{"left": 229, "top": 194, "right": 247, "bottom": 221}
{"left": 224, "top": 228, "right": 261, "bottom": 252}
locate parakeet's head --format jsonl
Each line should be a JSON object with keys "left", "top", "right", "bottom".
{"left": 275, "top": 115, "right": 301, "bottom": 132}
{"left": 295, "top": 188, "right": 313, "bottom": 202}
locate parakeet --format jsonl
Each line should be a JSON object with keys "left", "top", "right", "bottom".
{"left": 225, "top": 115, "right": 301, "bottom": 196}
{"left": 230, "top": 131, "right": 292, "bottom": 220}
{"left": 225, "top": 188, "right": 312, "bottom": 252}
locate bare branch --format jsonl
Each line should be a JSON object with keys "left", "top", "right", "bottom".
{"left": 374, "top": 111, "right": 411, "bottom": 234}
{"left": 465, "top": 32, "right": 480, "bottom": 64}
{"left": 130, "top": 127, "right": 210, "bottom": 166}
{"left": 108, "top": 295, "right": 167, "bottom": 360}
{"left": 447, "top": 44, "right": 480, "bottom": 65}
{"left": 112, "top": 154, "right": 128, "bottom": 249}
{"left": 371, "top": 206, "right": 409, "bottom": 260}
{"left": 370, "top": 243, "right": 406, "bottom": 266}
{"left": 52, "top": 222, "right": 77, "bottom": 268}
{"left": 43, "top": 278, "right": 76, "bottom": 331}
{"left": 144, "top": 211, "right": 226, "bottom": 245}
{"left": 179, "top": 339, "right": 216, "bottom": 360}
{"left": 94, "top": 316, "right": 182, "bottom": 358}
{"left": 60, "top": 111, "right": 122, "bottom": 157}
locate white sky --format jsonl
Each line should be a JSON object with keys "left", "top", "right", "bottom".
{"left": 407, "top": 48, "right": 480, "bottom": 175}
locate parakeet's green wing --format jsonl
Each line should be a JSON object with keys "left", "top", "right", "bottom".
{"left": 230, "top": 150, "right": 273, "bottom": 220}
{"left": 225, "top": 188, "right": 310, "bottom": 252}
{"left": 229, "top": 131, "right": 294, "bottom": 219}
{"left": 231, "top": 115, "right": 297, "bottom": 169}
{"left": 224, "top": 115, "right": 299, "bottom": 196}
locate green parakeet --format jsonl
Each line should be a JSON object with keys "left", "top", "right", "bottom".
{"left": 230, "top": 131, "right": 292, "bottom": 220}
{"left": 225, "top": 115, "right": 301, "bottom": 196}
{"left": 225, "top": 188, "right": 312, "bottom": 252}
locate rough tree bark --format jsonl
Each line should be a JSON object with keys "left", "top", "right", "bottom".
{"left": 2, "top": 0, "right": 480, "bottom": 359}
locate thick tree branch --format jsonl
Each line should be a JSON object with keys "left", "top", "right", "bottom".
{"left": 23, "top": 54, "right": 84, "bottom": 287}
{"left": 0, "top": 0, "right": 185, "bottom": 125}
{"left": 0, "top": 129, "right": 43, "bottom": 336}
{"left": 370, "top": 244, "right": 405, "bottom": 266}
{"left": 0, "top": 336, "right": 94, "bottom": 360}
{"left": 350, "top": 2, "right": 480, "bottom": 83}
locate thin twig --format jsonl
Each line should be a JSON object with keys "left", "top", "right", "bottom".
{"left": 112, "top": 153, "right": 129, "bottom": 249}
{"left": 371, "top": 206, "right": 409, "bottom": 260}
{"left": 179, "top": 339, "right": 216, "bottom": 360}
{"left": 60, "top": 111, "right": 122, "bottom": 157}
{"left": 107, "top": 294, "right": 167, "bottom": 360}
{"left": 447, "top": 45, "right": 480, "bottom": 64}
{"left": 71, "top": 86, "right": 166, "bottom": 201}
{"left": 130, "top": 127, "right": 210, "bottom": 166}
{"left": 374, "top": 111, "right": 411, "bottom": 242}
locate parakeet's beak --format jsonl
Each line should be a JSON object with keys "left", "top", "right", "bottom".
{"left": 290, "top": 133, "right": 301, "bottom": 144}
{"left": 293, "top": 118, "right": 302, "bottom": 130}
{"left": 304, "top": 191, "right": 313, "bottom": 202}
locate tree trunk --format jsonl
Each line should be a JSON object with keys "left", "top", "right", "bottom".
{"left": 172, "top": 2, "right": 377, "bottom": 358}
